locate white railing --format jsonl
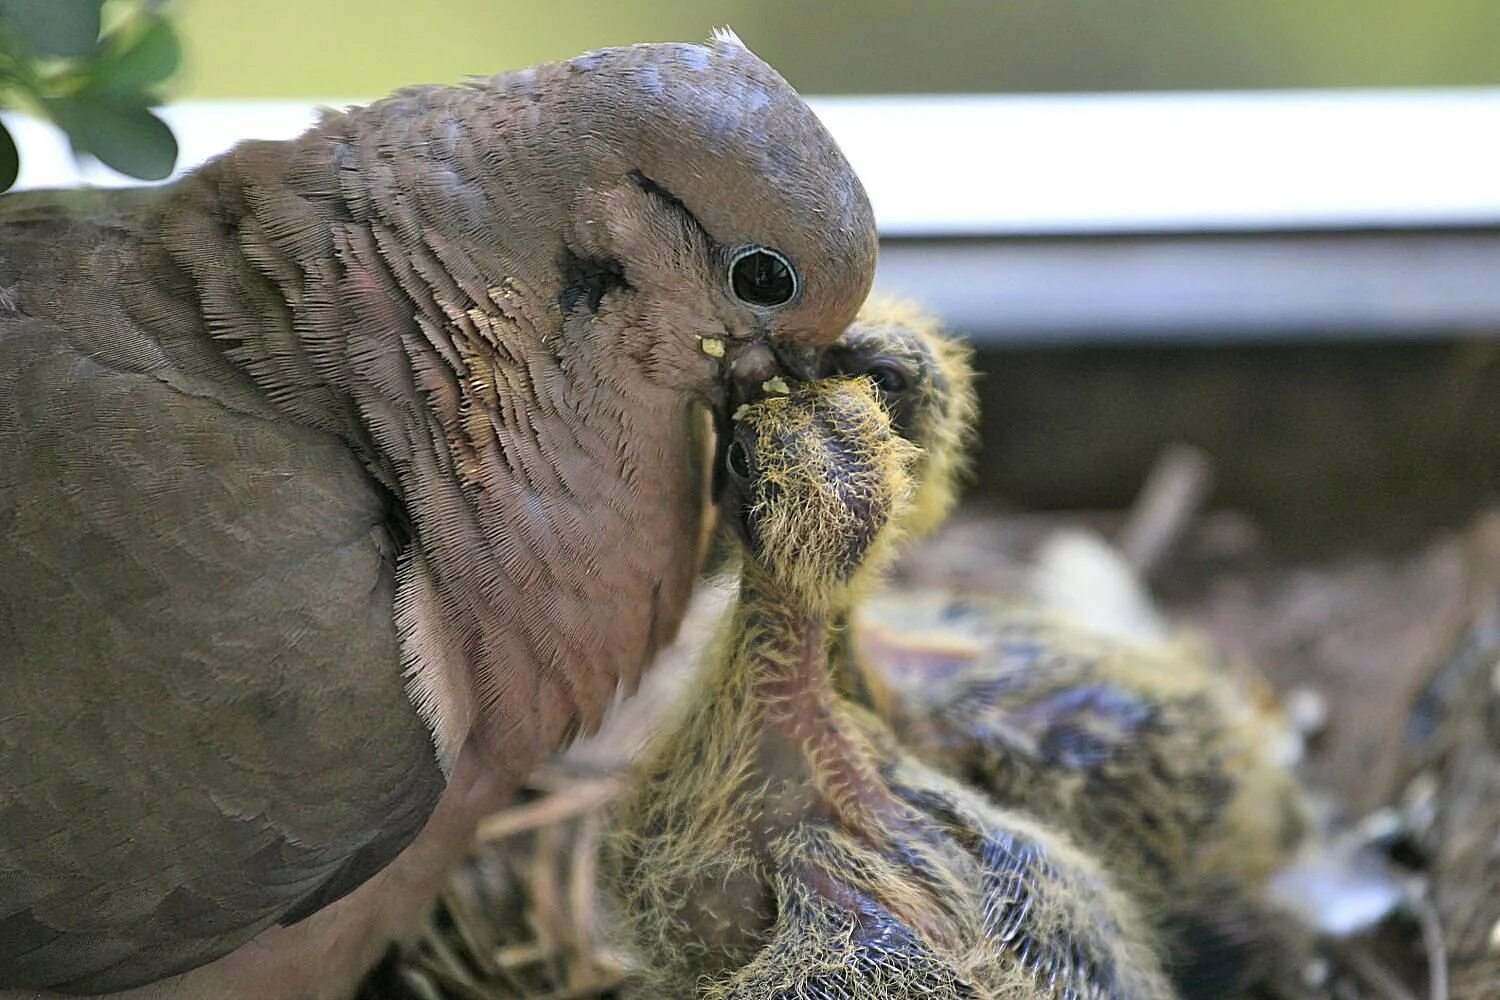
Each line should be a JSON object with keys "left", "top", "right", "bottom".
{"left": 8, "top": 89, "right": 1500, "bottom": 233}
{"left": 8, "top": 90, "right": 1499, "bottom": 340}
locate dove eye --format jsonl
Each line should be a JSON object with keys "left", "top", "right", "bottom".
{"left": 729, "top": 247, "right": 798, "bottom": 308}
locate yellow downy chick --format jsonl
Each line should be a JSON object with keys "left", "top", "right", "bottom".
{"left": 820, "top": 295, "right": 978, "bottom": 542}
{"left": 1403, "top": 597, "right": 1500, "bottom": 1000}
{"left": 852, "top": 595, "right": 1309, "bottom": 996}
{"left": 603, "top": 379, "right": 1175, "bottom": 1000}
{"left": 820, "top": 301, "right": 1309, "bottom": 998}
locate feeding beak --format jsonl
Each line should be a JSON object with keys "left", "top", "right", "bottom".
{"left": 709, "top": 337, "right": 820, "bottom": 503}
{"left": 726, "top": 338, "right": 819, "bottom": 406}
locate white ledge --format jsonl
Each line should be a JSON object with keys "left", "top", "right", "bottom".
{"left": 820, "top": 89, "right": 1500, "bottom": 235}
{"left": 6, "top": 89, "right": 1500, "bottom": 235}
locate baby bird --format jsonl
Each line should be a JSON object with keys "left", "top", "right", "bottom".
{"left": 817, "top": 297, "right": 978, "bottom": 710}
{"left": 851, "top": 595, "right": 1308, "bottom": 996}
{"left": 820, "top": 303, "right": 1309, "bottom": 997}
{"left": 604, "top": 378, "right": 1175, "bottom": 1000}
{"left": 820, "top": 296, "right": 978, "bottom": 542}
{"left": 1402, "top": 587, "right": 1500, "bottom": 1000}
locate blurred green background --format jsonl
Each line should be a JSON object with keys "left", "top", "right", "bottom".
{"left": 177, "top": 0, "right": 1500, "bottom": 98}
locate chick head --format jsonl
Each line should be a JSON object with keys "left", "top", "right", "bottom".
{"left": 722, "top": 378, "right": 919, "bottom": 615}
{"left": 821, "top": 298, "right": 977, "bottom": 540}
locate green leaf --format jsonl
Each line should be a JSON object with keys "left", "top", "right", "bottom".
{"left": 53, "top": 98, "right": 176, "bottom": 180}
{"left": 0, "top": 120, "right": 17, "bottom": 192}
{"left": 0, "top": 0, "right": 105, "bottom": 58}
{"left": 87, "top": 15, "right": 179, "bottom": 96}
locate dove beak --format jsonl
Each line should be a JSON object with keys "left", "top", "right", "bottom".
{"left": 709, "top": 337, "right": 819, "bottom": 504}
{"left": 726, "top": 338, "right": 819, "bottom": 404}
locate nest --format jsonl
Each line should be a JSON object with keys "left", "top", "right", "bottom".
{"left": 358, "top": 767, "right": 627, "bottom": 1000}
{"left": 359, "top": 446, "right": 1499, "bottom": 1000}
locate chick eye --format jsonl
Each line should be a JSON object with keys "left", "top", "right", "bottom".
{"left": 725, "top": 438, "right": 754, "bottom": 481}
{"left": 868, "top": 360, "right": 913, "bottom": 396}
{"left": 729, "top": 247, "right": 798, "bottom": 308}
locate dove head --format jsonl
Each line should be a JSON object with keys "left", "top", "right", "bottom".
{"left": 720, "top": 379, "right": 916, "bottom": 616}
{"left": 254, "top": 33, "right": 872, "bottom": 419}
{"left": 536, "top": 32, "right": 878, "bottom": 407}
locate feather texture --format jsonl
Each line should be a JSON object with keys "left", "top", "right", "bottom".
{"left": 0, "top": 38, "right": 876, "bottom": 993}
{"left": 604, "top": 381, "right": 1175, "bottom": 1000}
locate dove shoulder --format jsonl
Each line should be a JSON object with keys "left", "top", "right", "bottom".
{"left": 0, "top": 201, "right": 446, "bottom": 993}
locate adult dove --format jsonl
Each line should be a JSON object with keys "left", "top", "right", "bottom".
{"left": 0, "top": 32, "right": 876, "bottom": 998}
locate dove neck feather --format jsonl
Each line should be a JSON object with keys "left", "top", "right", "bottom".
{"left": 135, "top": 84, "right": 705, "bottom": 774}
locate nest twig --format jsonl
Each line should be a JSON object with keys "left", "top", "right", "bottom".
{"left": 361, "top": 768, "right": 630, "bottom": 1000}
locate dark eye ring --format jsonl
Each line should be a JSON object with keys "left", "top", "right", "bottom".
{"left": 868, "top": 360, "right": 913, "bottom": 396}
{"left": 728, "top": 246, "right": 798, "bottom": 308}
{"left": 725, "top": 438, "right": 754, "bottom": 481}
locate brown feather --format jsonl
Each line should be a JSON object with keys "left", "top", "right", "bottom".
{"left": 0, "top": 35, "right": 875, "bottom": 994}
